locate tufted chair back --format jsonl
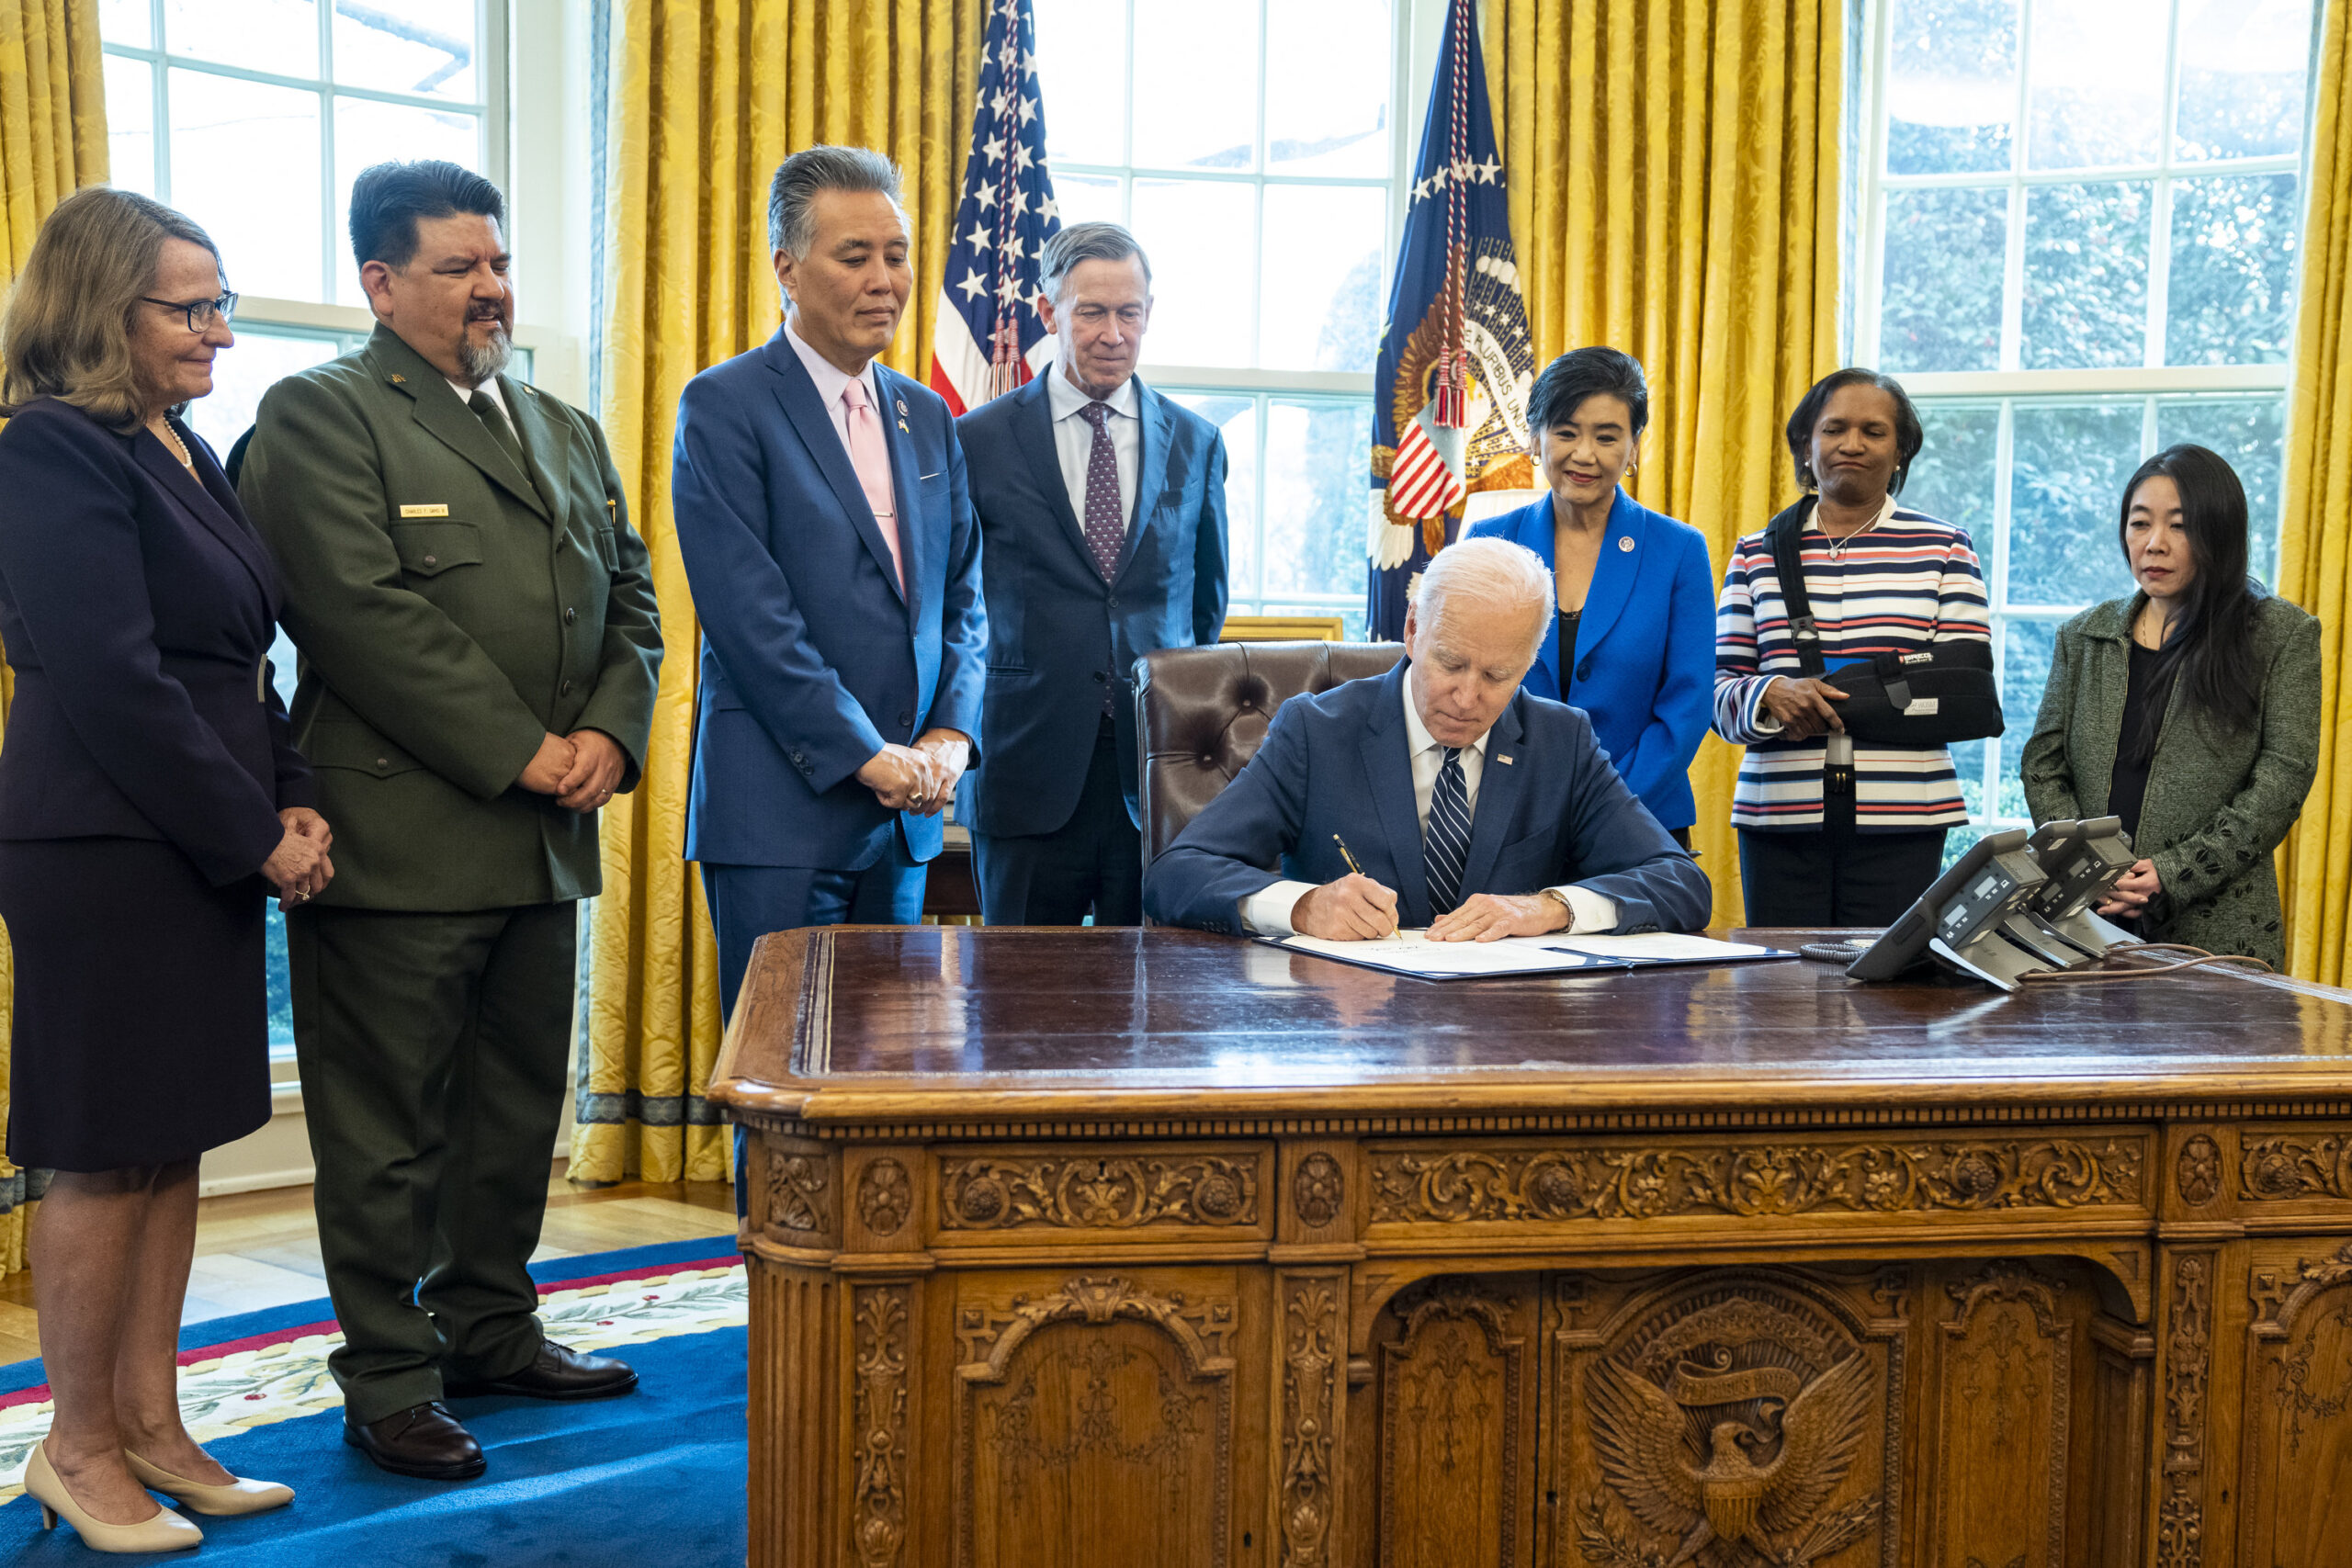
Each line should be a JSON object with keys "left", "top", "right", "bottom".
{"left": 1134, "top": 640, "right": 1407, "bottom": 862}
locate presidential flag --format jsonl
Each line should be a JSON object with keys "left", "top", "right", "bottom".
{"left": 1365, "top": 0, "right": 1534, "bottom": 639}
{"left": 928, "top": 0, "right": 1064, "bottom": 415}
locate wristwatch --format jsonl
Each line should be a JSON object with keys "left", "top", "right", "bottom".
{"left": 1538, "top": 888, "right": 1574, "bottom": 931}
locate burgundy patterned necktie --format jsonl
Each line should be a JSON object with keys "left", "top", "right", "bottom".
{"left": 1079, "top": 400, "right": 1124, "bottom": 580}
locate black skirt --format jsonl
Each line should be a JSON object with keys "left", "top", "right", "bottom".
{"left": 0, "top": 837, "right": 271, "bottom": 1171}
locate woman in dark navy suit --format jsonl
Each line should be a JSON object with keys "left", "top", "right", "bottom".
{"left": 0, "top": 187, "right": 329, "bottom": 1550}
{"left": 1465, "top": 348, "right": 1715, "bottom": 845}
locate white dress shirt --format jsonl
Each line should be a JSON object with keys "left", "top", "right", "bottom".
{"left": 1045, "top": 361, "right": 1140, "bottom": 532}
{"left": 782, "top": 317, "right": 887, "bottom": 466}
{"left": 1239, "top": 676, "right": 1621, "bottom": 935}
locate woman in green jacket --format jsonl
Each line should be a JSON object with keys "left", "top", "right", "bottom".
{"left": 2021, "top": 444, "right": 2320, "bottom": 968}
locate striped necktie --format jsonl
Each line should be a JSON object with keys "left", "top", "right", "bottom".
{"left": 1424, "top": 746, "right": 1471, "bottom": 917}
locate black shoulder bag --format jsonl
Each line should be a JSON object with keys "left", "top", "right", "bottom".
{"left": 1765, "top": 498, "right": 2004, "bottom": 747}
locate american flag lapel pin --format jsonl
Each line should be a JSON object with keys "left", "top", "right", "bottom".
{"left": 1498, "top": 754, "right": 1514, "bottom": 764}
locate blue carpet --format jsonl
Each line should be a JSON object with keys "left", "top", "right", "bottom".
{"left": 0, "top": 1245, "right": 747, "bottom": 1565}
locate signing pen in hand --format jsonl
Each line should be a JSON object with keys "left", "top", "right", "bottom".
{"left": 1331, "top": 834, "right": 1399, "bottom": 937}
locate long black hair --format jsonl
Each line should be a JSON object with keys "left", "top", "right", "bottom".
{"left": 2116, "top": 443, "right": 2265, "bottom": 750}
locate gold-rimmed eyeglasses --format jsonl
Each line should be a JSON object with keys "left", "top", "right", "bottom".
{"left": 141, "top": 292, "right": 239, "bottom": 333}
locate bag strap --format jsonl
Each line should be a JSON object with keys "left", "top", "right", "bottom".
{"left": 1767, "top": 496, "right": 1826, "bottom": 680}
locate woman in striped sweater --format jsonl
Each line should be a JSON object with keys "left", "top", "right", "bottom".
{"left": 1712, "top": 368, "right": 1989, "bottom": 927}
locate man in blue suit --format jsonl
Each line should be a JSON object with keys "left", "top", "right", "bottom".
{"left": 671, "top": 146, "right": 986, "bottom": 1131}
{"left": 1144, "top": 538, "right": 1709, "bottom": 940}
{"left": 955, "top": 221, "right": 1228, "bottom": 925}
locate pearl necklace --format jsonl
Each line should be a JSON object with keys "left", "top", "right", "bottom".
{"left": 155, "top": 420, "right": 196, "bottom": 473}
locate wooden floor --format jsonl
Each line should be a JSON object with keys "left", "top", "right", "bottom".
{"left": 0, "top": 1162, "right": 740, "bottom": 1368}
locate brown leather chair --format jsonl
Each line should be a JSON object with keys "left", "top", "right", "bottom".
{"left": 1134, "top": 640, "right": 1406, "bottom": 861}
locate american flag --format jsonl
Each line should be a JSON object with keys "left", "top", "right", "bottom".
{"left": 928, "top": 0, "right": 1064, "bottom": 416}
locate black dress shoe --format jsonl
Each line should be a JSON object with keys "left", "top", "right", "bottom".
{"left": 445, "top": 1341, "right": 639, "bottom": 1402}
{"left": 344, "top": 1401, "right": 486, "bottom": 1480}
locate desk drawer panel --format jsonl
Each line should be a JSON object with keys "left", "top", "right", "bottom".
{"left": 1363, "top": 1128, "right": 2155, "bottom": 1238}
{"left": 931, "top": 1142, "right": 1274, "bottom": 1247}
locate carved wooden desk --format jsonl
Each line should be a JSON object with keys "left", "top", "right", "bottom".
{"left": 707, "top": 925, "right": 2352, "bottom": 1568}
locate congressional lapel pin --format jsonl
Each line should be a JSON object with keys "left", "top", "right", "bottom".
{"left": 399, "top": 503, "right": 450, "bottom": 517}
{"left": 895, "top": 398, "right": 909, "bottom": 417}
{"left": 1618, "top": 536, "right": 1635, "bottom": 552}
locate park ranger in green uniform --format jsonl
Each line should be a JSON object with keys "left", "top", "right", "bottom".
{"left": 239, "top": 161, "right": 662, "bottom": 1482}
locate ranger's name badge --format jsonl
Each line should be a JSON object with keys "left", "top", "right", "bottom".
{"left": 399, "top": 503, "right": 450, "bottom": 518}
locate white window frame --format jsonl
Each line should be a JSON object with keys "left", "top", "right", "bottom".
{"left": 1849, "top": 0, "right": 2320, "bottom": 835}
{"left": 1045, "top": 0, "right": 1426, "bottom": 634}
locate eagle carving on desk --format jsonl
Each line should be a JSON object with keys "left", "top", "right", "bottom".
{"left": 1586, "top": 1348, "right": 1874, "bottom": 1568}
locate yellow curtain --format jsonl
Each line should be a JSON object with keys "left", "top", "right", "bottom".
{"left": 0, "top": 0, "right": 107, "bottom": 1270}
{"left": 1486, "top": 0, "right": 1843, "bottom": 925}
{"left": 576, "top": 0, "right": 981, "bottom": 1184}
{"left": 2277, "top": 0, "right": 2351, "bottom": 984}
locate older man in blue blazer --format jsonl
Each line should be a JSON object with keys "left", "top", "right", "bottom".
{"left": 955, "top": 221, "right": 1228, "bottom": 926}
{"left": 1144, "top": 538, "right": 1708, "bottom": 940}
{"left": 671, "top": 146, "right": 986, "bottom": 1092}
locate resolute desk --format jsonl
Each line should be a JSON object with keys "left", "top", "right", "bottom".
{"left": 708, "top": 924, "right": 2352, "bottom": 1568}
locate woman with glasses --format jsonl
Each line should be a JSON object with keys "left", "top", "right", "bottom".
{"left": 2022, "top": 444, "right": 2319, "bottom": 968}
{"left": 0, "top": 186, "right": 326, "bottom": 1550}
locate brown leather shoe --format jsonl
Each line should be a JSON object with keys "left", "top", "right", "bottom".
{"left": 343, "top": 1402, "right": 485, "bottom": 1480}
{"left": 445, "top": 1341, "right": 639, "bottom": 1402}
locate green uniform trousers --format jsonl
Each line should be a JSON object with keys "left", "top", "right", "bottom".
{"left": 287, "top": 900, "right": 576, "bottom": 1424}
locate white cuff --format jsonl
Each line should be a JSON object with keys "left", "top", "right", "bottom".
{"left": 1544, "top": 884, "right": 1618, "bottom": 934}
{"left": 1749, "top": 677, "right": 1787, "bottom": 736}
{"left": 1240, "top": 880, "right": 1319, "bottom": 936}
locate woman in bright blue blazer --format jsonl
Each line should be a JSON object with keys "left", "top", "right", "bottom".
{"left": 1465, "top": 348, "right": 1714, "bottom": 842}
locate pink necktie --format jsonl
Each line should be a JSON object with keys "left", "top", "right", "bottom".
{"left": 841, "top": 379, "right": 905, "bottom": 592}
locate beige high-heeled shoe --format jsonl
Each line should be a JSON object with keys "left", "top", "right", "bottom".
{"left": 20, "top": 1440, "right": 202, "bottom": 1553}
{"left": 125, "top": 1449, "right": 295, "bottom": 1516}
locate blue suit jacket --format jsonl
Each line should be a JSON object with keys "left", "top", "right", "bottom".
{"left": 954, "top": 372, "right": 1228, "bottom": 837}
{"left": 672, "top": 329, "right": 987, "bottom": 870}
{"left": 0, "top": 398, "right": 313, "bottom": 886}
{"left": 1142, "top": 661, "right": 1711, "bottom": 935}
{"left": 1464, "top": 490, "right": 1714, "bottom": 830}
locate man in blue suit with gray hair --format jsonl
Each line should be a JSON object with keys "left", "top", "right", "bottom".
{"left": 1144, "top": 537, "right": 1709, "bottom": 940}
{"left": 955, "top": 220, "right": 1228, "bottom": 926}
{"left": 670, "top": 146, "right": 986, "bottom": 1196}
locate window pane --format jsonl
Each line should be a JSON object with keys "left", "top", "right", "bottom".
{"left": 335, "top": 0, "right": 478, "bottom": 103}
{"left": 166, "top": 0, "right": 317, "bottom": 79}
{"left": 333, "top": 97, "right": 482, "bottom": 303}
{"left": 1265, "top": 0, "right": 1389, "bottom": 177}
{"left": 2155, "top": 396, "right": 2288, "bottom": 583}
{"left": 1171, "top": 394, "right": 1260, "bottom": 600}
{"left": 2165, "top": 173, "right": 2299, "bottom": 366}
{"left": 1130, "top": 179, "right": 1255, "bottom": 366}
{"left": 1258, "top": 185, "right": 1383, "bottom": 372}
{"left": 2020, "top": 179, "right": 2149, "bottom": 369}
{"left": 2025, "top": 0, "right": 2163, "bottom": 169}
{"left": 2007, "top": 400, "right": 2142, "bottom": 607}
{"left": 1885, "top": 0, "right": 2017, "bottom": 175}
{"left": 103, "top": 54, "right": 156, "bottom": 197}
{"left": 1132, "top": 0, "right": 1257, "bottom": 171}
{"left": 1051, "top": 172, "right": 1123, "bottom": 228}
{"left": 1261, "top": 399, "right": 1372, "bottom": 606}
{"left": 1035, "top": 0, "right": 1126, "bottom": 167}
{"left": 1906, "top": 403, "right": 2000, "bottom": 557}
{"left": 169, "top": 69, "right": 322, "bottom": 303}
{"left": 1995, "top": 618, "right": 2058, "bottom": 819}
{"left": 1879, "top": 186, "right": 2006, "bottom": 372}
{"left": 2175, "top": 0, "right": 2314, "bottom": 161}
{"left": 98, "top": 0, "right": 149, "bottom": 47}
{"left": 184, "top": 327, "right": 343, "bottom": 454}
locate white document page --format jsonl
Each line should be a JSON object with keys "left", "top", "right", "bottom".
{"left": 1534, "top": 931, "right": 1790, "bottom": 963}
{"left": 1273, "top": 930, "right": 1624, "bottom": 978}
